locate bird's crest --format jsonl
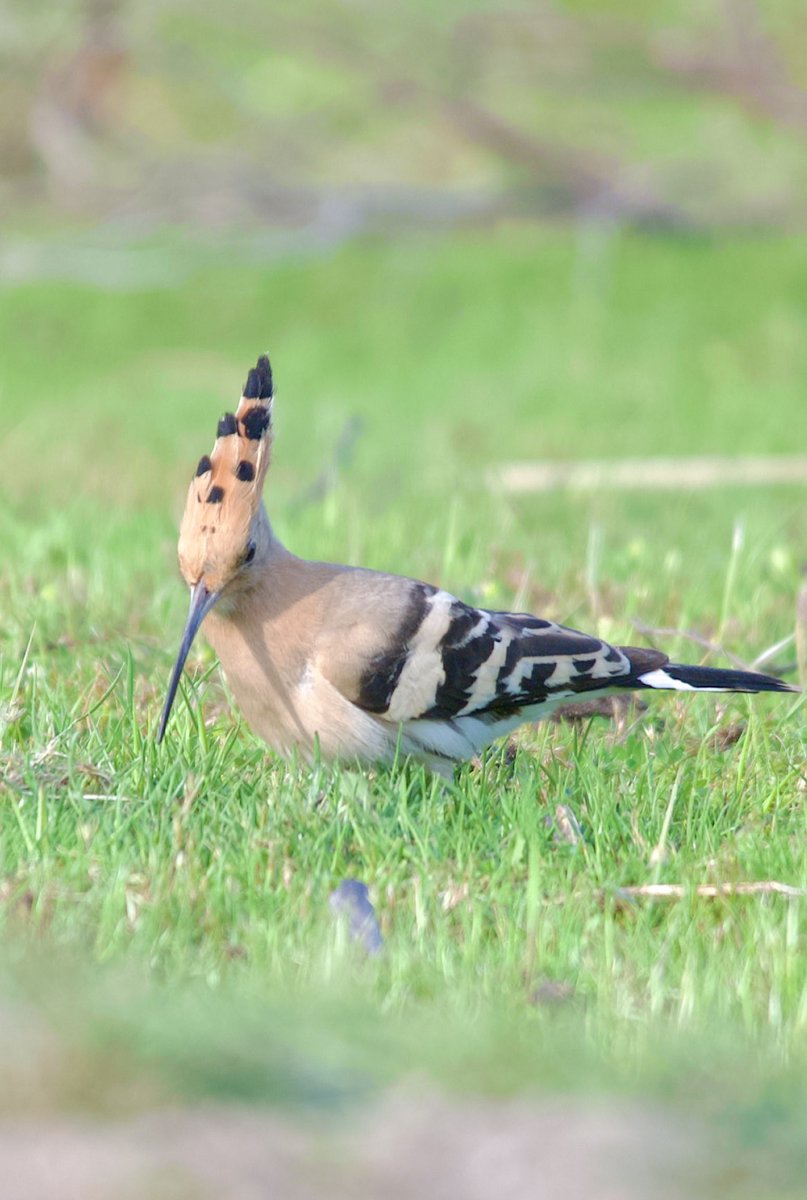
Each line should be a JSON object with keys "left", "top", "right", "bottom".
{"left": 177, "top": 355, "right": 274, "bottom": 584}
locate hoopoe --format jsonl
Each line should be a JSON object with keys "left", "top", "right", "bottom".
{"left": 158, "top": 355, "right": 795, "bottom": 775}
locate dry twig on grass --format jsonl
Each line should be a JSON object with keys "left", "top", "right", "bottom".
{"left": 611, "top": 881, "right": 807, "bottom": 901}
{"left": 549, "top": 880, "right": 807, "bottom": 907}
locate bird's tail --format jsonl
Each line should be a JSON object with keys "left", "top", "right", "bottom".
{"left": 635, "top": 663, "right": 796, "bottom": 695}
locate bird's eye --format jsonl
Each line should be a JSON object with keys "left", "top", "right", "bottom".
{"left": 244, "top": 542, "right": 256, "bottom": 565}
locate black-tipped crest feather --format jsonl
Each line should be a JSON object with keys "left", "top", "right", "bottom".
{"left": 217, "top": 413, "right": 237, "bottom": 438}
{"left": 243, "top": 355, "right": 273, "bottom": 400}
{"left": 241, "top": 407, "right": 271, "bottom": 440}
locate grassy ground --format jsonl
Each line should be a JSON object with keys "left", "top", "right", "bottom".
{"left": 1, "top": 224, "right": 806, "bottom": 1192}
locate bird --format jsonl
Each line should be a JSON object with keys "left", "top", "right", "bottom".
{"left": 158, "top": 354, "right": 796, "bottom": 776}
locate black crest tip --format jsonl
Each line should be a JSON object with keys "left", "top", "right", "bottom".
{"left": 242, "top": 406, "right": 271, "bottom": 440}
{"left": 243, "top": 354, "right": 273, "bottom": 401}
{"left": 217, "top": 412, "right": 237, "bottom": 439}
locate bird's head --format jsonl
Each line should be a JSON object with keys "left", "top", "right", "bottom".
{"left": 158, "top": 354, "right": 274, "bottom": 741}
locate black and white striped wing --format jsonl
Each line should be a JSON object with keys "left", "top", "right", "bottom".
{"left": 355, "top": 584, "right": 647, "bottom": 725}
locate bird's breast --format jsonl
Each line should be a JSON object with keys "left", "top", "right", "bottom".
{"left": 202, "top": 605, "right": 313, "bottom": 754}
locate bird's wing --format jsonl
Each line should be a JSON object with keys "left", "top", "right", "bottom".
{"left": 319, "top": 577, "right": 664, "bottom": 725}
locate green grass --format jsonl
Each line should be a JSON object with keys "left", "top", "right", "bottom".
{"left": 1, "top": 225, "right": 806, "bottom": 1176}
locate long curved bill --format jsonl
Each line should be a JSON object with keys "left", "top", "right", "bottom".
{"left": 157, "top": 580, "right": 219, "bottom": 743}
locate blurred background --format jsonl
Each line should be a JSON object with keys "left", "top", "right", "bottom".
{"left": 3, "top": 0, "right": 807, "bottom": 521}
{"left": 8, "top": 0, "right": 807, "bottom": 234}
